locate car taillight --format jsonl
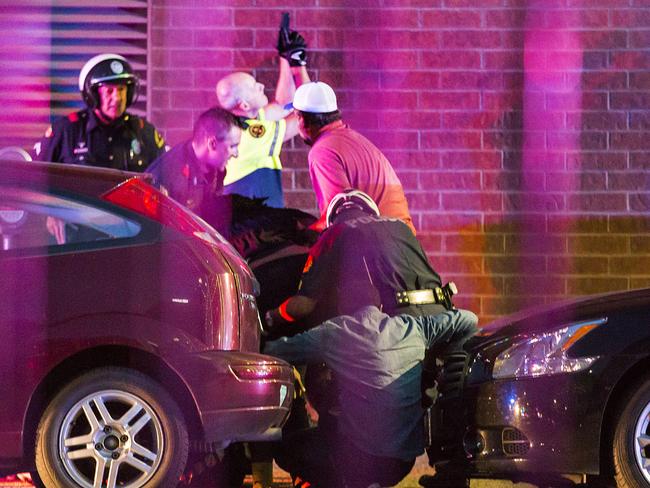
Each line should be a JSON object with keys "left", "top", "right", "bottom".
{"left": 230, "top": 364, "right": 289, "bottom": 381}
{"left": 102, "top": 177, "right": 207, "bottom": 238}
{"left": 104, "top": 177, "right": 260, "bottom": 352}
{"left": 103, "top": 177, "right": 244, "bottom": 253}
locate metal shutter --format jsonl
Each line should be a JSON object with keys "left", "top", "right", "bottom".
{"left": 0, "top": 0, "right": 149, "bottom": 152}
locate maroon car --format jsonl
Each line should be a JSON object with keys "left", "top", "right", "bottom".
{"left": 0, "top": 160, "right": 294, "bottom": 487}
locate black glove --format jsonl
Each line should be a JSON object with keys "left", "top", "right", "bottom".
{"left": 280, "top": 31, "right": 307, "bottom": 66}
{"left": 277, "top": 13, "right": 307, "bottom": 67}
{"left": 278, "top": 31, "right": 307, "bottom": 67}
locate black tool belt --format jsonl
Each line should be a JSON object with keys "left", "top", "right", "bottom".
{"left": 395, "top": 282, "right": 458, "bottom": 310}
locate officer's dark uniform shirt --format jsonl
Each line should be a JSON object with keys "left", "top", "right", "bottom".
{"left": 298, "top": 208, "right": 446, "bottom": 320}
{"left": 146, "top": 139, "right": 227, "bottom": 229}
{"left": 35, "top": 108, "right": 165, "bottom": 172}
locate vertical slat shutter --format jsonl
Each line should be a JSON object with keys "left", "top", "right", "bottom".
{"left": 0, "top": 0, "right": 149, "bottom": 152}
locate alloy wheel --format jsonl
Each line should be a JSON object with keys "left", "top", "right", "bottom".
{"left": 634, "top": 400, "right": 650, "bottom": 485}
{"left": 58, "top": 389, "right": 164, "bottom": 488}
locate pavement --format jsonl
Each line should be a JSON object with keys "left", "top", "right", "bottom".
{"left": 0, "top": 456, "right": 539, "bottom": 488}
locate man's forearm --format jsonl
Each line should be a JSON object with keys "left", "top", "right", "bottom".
{"left": 291, "top": 65, "right": 310, "bottom": 88}
{"left": 275, "top": 57, "right": 295, "bottom": 106}
{"left": 264, "top": 335, "right": 312, "bottom": 364}
{"left": 275, "top": 59, "right": 311, "bottom": 106}
{"left": 264, "top": 320, "right": 328, "bottom": 364}
{"left": 267, "top": 295, "right": 317, "bottom": 327}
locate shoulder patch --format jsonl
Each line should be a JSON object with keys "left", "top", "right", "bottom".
{"left": 154, "top": 129, "right": 165, "bottom": 148}
{"left": 248, "top": 124, "right": 266, "bottom": 139}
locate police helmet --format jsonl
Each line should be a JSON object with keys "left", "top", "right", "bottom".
{"left": 79, "top": 54, "right": 139, "bottom": 109}
{"left": 325, "top": 189, "right": 380, "bottom": 227}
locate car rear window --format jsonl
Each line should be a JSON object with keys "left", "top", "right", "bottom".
{"left": 1, "top": 187, "right": 141, "bottom": 251}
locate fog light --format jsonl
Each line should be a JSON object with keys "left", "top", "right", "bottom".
{"left": 502, "top": 427, "right": 530, "bottom": 456}
{"left": 463, "top": 431, "right": 485, "bottom": 457}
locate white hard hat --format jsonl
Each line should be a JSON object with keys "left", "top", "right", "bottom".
{"left": 325, "top": 189, "right": 380, "bottom": 227}
{"left": 287, "top": 81, "right": 338, "bottom": 113}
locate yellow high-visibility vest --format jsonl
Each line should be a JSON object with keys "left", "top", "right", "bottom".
{"left": 223, "top": 108, "right": 286, "bottom": 185}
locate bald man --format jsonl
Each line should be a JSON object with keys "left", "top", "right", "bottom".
{"left": 216, "top": 34, "right": 310, "bottom": 208}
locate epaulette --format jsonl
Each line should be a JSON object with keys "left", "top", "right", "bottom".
{"left": 66, "top": 110, "right": 87, "bottom": 123}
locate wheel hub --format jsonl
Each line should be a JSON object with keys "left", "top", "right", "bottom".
{"left": 103, "top": 435, "right": 120, "bottom": 451}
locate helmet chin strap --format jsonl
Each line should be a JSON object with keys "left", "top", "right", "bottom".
{"left": 336, "top": 202, "right": 365, "bottom": 215}
{"left": 93, "top": 107, "right": 123, "bottom": 125}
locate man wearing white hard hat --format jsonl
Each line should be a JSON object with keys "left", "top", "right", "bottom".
{"left": 289, "top": 81, "right": 416, "bottom": 234}
{"left": 34, "top": 53, "right": 166, "bottom": 171}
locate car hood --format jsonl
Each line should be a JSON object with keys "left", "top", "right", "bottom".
{"left": 471, "top": 287, "right": 650, "bottom": 347}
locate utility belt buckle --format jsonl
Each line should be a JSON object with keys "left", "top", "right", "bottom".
{"left": 395, "top": 282, "right": 458, "bottom": 310}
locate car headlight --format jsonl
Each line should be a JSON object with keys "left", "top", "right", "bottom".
{"left": 492, "top": 318, "right": 606, "bottom": 379}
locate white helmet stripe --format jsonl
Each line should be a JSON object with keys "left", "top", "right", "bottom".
{"left": 78, "top": 53, "right": 128, "bottom": 91}
{"left": 325, "top": 189, "right": 380, "bottom": 228}
{"left": 90, "top": 73, "right": 135, "bottom": 85}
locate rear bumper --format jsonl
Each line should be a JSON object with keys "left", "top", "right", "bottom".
{"left": 171, "top": 350, "right": 294, "bottom": 446}
{"left": 202, "top": 408, "right": 286, "bottom": 444}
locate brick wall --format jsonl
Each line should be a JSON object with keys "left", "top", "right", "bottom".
{"left": 150, "top": 0, "right": 650, "bottom": 322}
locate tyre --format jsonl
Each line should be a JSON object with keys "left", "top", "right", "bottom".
{"left": 613, "top": 378, "right": 650, "bottom": 488}
{"left": 180, "top": 444, "right": 247, "bottom": 488}
{"left": 35, "top": 367, "right": 188, "bottom": 488}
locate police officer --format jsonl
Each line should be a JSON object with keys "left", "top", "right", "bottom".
{"left": 264, "top": 189, "right": 478, "bottom": 488}
{"left": 146, "top": 107, "right": 243, "bottom": 230}
{"left": 34, "top": 53, "right": 166, "bottom": 171}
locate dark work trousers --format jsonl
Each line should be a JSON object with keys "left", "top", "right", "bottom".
{"left": 275, "top": 419, "right": 415, "bottom": 488}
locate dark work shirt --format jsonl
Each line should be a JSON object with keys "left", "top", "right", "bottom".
{"left": 34, "top": 108, "right": 166, "bottom": 172}
{"left": 298, "top": 208, "right": 446, "bottom": 319}
{"left": 146, "top": 140, "right": 227, "bottom": 230}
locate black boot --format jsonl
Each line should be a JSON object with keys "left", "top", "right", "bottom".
{"left": 418, "top": 472, "right": 470, "bottom": 488}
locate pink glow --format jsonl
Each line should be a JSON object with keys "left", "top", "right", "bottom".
{"left": 520, "top": 7, "right": 583, "bottom": 299}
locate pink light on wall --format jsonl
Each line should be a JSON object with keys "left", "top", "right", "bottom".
{"left": 0, "top": 5, "right": 52, "bottom": 150}
{"left": 521, "top": 5, "right": 583, "bottom": 299}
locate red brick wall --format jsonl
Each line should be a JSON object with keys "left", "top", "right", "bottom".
{"left": 150, "top": 1, "right": 650, "bottom": 322}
